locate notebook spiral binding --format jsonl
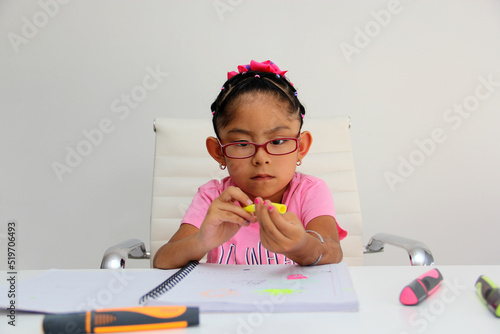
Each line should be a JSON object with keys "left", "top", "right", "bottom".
{"left": 139, "top": 260, "right": 199, "bottom": 305}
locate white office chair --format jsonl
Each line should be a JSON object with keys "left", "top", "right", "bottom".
{"left": 101, "top": 116, "right": 434, "bottom": 269}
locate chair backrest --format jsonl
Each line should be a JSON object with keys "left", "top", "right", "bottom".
{"left": 150, "top": 116, "right": 363, "bottom": 266}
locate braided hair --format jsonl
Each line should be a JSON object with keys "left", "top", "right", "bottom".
{"left": 210, "top": 71, "right": 306, "bottom": 138}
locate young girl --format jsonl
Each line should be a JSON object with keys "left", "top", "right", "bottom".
{"left": 153, "top": 60, "right": 347, "bottom": 269}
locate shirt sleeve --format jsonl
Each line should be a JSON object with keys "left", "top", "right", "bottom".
{"left": 181, "top": 181, "right": 219, "bottom": 229}
{"left": 301, "top": 177, "right": 348, "bottom": 240}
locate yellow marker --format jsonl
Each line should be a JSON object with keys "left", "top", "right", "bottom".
{"left": 243, "top": 203, "right": 287, "bottom": 214}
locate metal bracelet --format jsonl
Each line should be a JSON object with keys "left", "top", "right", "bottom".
{"left": 305, "top": 230, "right": 324, "bottom": 243}
{"left": 310, "top": 253, "right": 323, "bottom": 266}
{"left": 305, "top": 230, "right": 324, "bottom": 265}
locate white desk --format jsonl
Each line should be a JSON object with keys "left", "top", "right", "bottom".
{"left": 1, "top": 265, "right": 499, "bottom": 334}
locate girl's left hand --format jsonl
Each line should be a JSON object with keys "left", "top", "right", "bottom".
{"left": 254, "top": 198, "right": 307, "bottom": 255}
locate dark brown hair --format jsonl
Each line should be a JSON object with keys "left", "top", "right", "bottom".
{"left": 210, "top": 71, "right": 305, "bottom": 138}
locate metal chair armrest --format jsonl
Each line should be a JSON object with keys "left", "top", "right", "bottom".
{"left": 364, "top": 233, "right": 435, "bottom": 266}
{"left": 100, "top": 238, "right": 151, "bottom": 269}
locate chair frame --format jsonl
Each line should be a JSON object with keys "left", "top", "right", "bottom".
{"left": 101, "top": 233, "right": 434, "bottom": 269}
{"left": 101, "top": 117, "right": 434, "bottom": 269}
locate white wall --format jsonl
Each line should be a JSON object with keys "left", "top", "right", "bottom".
{"left": 1, "top": 0, "right": 499, "bottom": 269}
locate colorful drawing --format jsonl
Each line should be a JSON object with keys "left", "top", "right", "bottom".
{"left": 231, "top": 279, "right": 267, "bottom": 286}
{"left": 255, "top": 289, "right": 304, "bottom": 296}
{"left": 287, "top": 274, "right": 308, "bottom": 280}
{"left": 201, "top": 289, "right": 240, "bottom": 298}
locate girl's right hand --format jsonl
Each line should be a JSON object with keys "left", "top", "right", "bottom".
{"left": 197, "top": 186, "right": 256, "bottom": 251}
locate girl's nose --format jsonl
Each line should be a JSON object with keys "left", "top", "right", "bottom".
{"left": 251, "top": 146, "right": 270, "bottom": 165}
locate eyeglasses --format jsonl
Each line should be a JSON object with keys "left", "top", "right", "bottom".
{"left": 219, "top": 135, "right": 301, "bottom": 159}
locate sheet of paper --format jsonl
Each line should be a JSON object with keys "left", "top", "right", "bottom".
{"left": 0, "top": 262, "right": 358, "bottom": 314}
{"left": 146, "top": 262, "right": 358, "bottom": 312}
{"left": 0, "top": 269, "right": 176, "bottom": 313}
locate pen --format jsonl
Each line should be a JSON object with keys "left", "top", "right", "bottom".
{"left": 244, "top": 203, "right": 287, "bottom": 214}
{"left": 42, "top": 306, "right": 199, "bottom": 333}
{"left": 475, "top": 275, "right": 500, "bottom": 317}
{"left": 400, "top": 268, "right": 443, "bottom": 305}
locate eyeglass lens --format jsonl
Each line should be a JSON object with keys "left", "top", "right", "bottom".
{"left": 225, "top": 138, "right": 298, "bottom": 158}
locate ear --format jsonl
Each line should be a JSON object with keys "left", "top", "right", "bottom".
{"left": 206, "top": 136, "right": 226, "bottom": 165}
{"left": 297, "top": 131, "right": 312, "bottom": 161}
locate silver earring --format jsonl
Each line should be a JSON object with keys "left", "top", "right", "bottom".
{"left": 297, "top": 160, "right": 302, "bottom": 166}
{"left": 219, "top": 163, "right": 227, "bottom": 170}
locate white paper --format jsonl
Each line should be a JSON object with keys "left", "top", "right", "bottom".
{"left": 144, "top": 262, "right": 359, "bottom": 312}
{"left": 0, "top": 263, "right": 358, "bottom": 314}
{"left": 0, "top": 269, "right": 176, "bottom": 313}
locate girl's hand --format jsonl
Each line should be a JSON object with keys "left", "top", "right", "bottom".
{"left": 254, "top": 198, "right": 308, "bottom": 256}
{"left": 197, "top": 186, "right": 257, "bottom": 251}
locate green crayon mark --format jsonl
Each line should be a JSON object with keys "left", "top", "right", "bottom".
{"left": 255, "top": 289, "right": 304, "bottom": 296}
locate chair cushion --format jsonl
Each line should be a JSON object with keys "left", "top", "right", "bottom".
{"left": 150, "top": 116, "right": 363, "bottom": 266}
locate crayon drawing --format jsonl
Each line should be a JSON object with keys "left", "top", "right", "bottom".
{"left": 287, "top": 274, "right": 308, "bottom": 280}
{"left": 254, "top": 288, "right": 305, "bottom": 296}
{"left": 200, "top": 289, "right": 240, "bottom": 298}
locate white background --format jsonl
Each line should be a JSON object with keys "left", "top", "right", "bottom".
{"left": 1, "top": 0, "right": 499, "bottom": 269}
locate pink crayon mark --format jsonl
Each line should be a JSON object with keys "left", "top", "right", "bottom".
{"left": 287, "top": 274, "right": 308, "bottom": 280}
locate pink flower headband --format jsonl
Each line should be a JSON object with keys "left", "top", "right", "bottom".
{"left": 227, "top": 60, "right": 288, "bottom": 80}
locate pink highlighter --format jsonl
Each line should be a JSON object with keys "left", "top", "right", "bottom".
{"left": 399, "top": 268, "right": 443, "bottom": 305}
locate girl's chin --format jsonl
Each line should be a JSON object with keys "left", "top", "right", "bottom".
{"left": 243, "top": 186, "right": 287, "bottom": 203}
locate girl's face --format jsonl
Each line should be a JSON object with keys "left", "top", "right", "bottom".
{"left": 209, "top": 92, "right": 311, "bottom": 203}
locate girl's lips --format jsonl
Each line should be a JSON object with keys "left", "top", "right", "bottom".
{"left": 251, "top": 174, "right": 274, "bottom": 181}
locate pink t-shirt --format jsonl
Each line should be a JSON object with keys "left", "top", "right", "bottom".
{"left": 181, "top": 172, "right": 347, "bottom": 265}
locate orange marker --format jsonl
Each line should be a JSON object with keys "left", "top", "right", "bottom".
{"left": 42, "top": 306, "right": 199, "bottom": 333}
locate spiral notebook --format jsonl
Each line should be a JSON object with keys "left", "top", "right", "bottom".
{"left": 0, "top": 261, "right": 357, "bottom": 313}
{"left": 138, "top": 261, "right": 358, "bottom": 312}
